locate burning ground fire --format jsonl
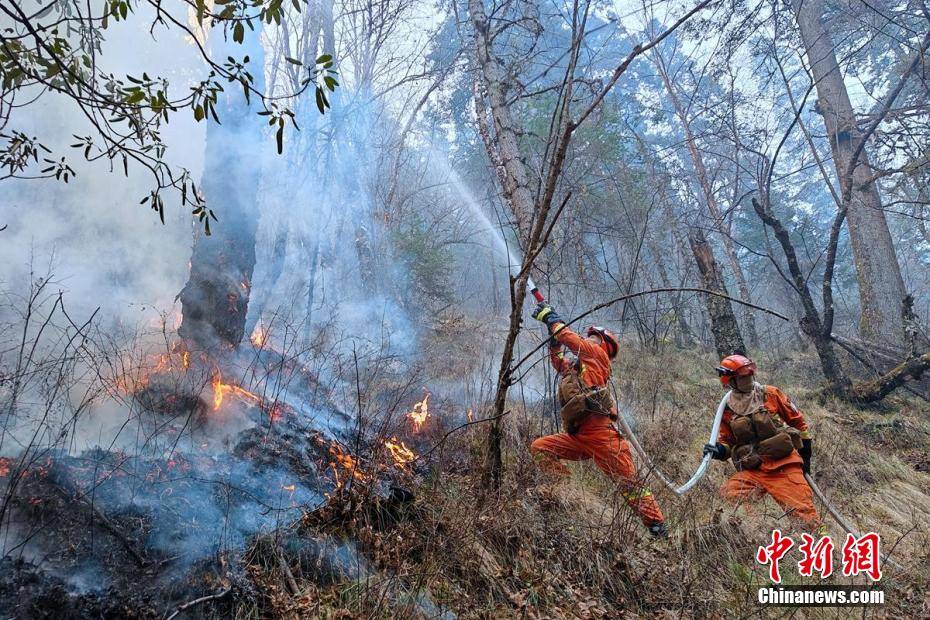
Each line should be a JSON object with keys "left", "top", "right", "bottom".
{"left": 211, "top": 372, "right": 262, "bottom": 411}
{"left": 406, "top": 391, "right": 431, "bottom": 432}
{"left": 250, "top": 324, "right": 268, "bottom": 348}
{"left": 384, "top": 438, "right": 415, "bottom": 467}
{"left": 314, "top": 434, "right": 419, "bottom": 495}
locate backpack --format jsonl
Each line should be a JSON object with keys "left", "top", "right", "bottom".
{"left": 557, "top": 370, "right": 615, "bottom": 434}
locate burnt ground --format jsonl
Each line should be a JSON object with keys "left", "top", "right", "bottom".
{"left": 0, "top": 346, "right": 410, "bottom": 618}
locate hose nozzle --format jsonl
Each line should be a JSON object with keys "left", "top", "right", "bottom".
{"left": 527, "top": 277, "right": 545, "bottom": 303}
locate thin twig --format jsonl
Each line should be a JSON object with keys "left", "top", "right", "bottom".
{"left": 418, "top": 410, "right": 512, "bottom": 460}
{"left": 50, "top": 484, "right": 147, "bottom": 568}
{"left": 163, "top": 587, "right": 232, "bottom": 620}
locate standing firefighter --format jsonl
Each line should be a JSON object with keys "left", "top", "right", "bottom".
{"left": 703, "top": 355, "right": 822, "bottom": 530}
{"left": 529, "top": 303, "right": 668, "bottom": 537}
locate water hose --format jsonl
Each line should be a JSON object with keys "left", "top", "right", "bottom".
{"left": 534, "top": 286, "right": 903, "bottom": 569}
{"left": 614, "top": 391, "right": 730, "bottom": 495}
{"left": 804, "top": 472, "right": 904, "bottom": 571}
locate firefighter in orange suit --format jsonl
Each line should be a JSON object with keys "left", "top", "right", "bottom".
{"left": 529, "top": 303, "right": 667, "bottom": 537}
{"left": 703, "top": 355, "right": 822, "bottom": 529}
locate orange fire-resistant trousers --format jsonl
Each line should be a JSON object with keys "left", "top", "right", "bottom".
{"left": 721, "top": 463, "right": 820, "bottom": 526}
{"left": 530, "top": 414, "right": 665, "bottom": 526}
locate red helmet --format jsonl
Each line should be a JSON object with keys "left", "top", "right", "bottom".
{"left": 716, "top": 354, "right": 756, "bottom": 386}
{"left": 587, "top": 326, "right": 619, "bottom": 360}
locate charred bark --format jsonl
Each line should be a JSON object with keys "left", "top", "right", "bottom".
{"left": 791, "top": 0, "right": 908, "bottom": 345}
{"left": 687, "top": 227, "right": 746, "bottom": 358}
{"left": 178, "top": 28, "right": 265, "bottom": 351}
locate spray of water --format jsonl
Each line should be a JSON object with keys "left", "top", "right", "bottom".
{"left": 429, "top": 152, "right": 540, "bottom": 298}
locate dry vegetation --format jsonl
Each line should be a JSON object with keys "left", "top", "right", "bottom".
{"left": 237, "top": 345, "right": 930, "bottom": 619}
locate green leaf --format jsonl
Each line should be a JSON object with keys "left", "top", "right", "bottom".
{"left": 316, "top": 54, "right": 332, "bottom": 65}
{"left": 233, "top": 22, "right": 244, "bottom": 43}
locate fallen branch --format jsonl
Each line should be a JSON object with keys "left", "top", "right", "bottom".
{"left": 163, "top": 587, "right": 232, "bottom": 620}
{"left": 849, "top": 352, "right": 930, "bottom": 403}
{"left": 830, "top": 333, "right": 907, "bottom": 364}
{"left": 831, "top": 335, "right": 930, "bottom": 403}
{"left": 511, "top": 287, "right": 789, "bottom": 373}
{"left": 276, "top": 545, "right": 300, "bottom": 595}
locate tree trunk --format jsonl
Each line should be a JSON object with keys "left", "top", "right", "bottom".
{"left": 687, "top": 227, "right": 746, "bottom": 357}
{"left": 653, "top": 55, "right": 759, "bottom": 347}
{"left": 178, "top": 28, "right": 265, "bottom": 351}
{"left": 647, "top": 236, "right": 694, "bottom": 347}
{"left": 469, "top": 0, "right": 536, "bottom": 242}
{"left": 751, "top": 198, "right": 848, "bottom": 390}
{"left": 791, "top": 0, "right": 907, "bottom": 345}
{"left": 470, "top": 0, "right": 540, "bottom": 488}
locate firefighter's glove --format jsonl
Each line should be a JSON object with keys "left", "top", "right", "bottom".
{"left": 532, "top": 303, "right": 561, "bottom": 327}
{"left": 703, "top": 442, "right": 728, "bottom": 461}
{"left": 799, "top": 438, "right": 812, "bottom": 474}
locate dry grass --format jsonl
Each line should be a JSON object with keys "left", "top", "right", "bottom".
{"left": 249, "top": 346, "right": 930, "bottom": 618}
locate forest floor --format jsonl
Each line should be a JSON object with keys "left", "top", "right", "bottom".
{"left": 237, "top": 345, "right": 930, "bottom": 618}
{"left": 2, "top": 340, "right": 928, "bottom": 619}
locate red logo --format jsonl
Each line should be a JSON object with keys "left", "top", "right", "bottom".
{"left": 756, "top": 529, "right": 794, "bottom": 583}
{"left": 757, "top": 531, "right": 882, "bottom": 583}
{"left": 841, "top": 532, "right": 882, "bottom": 581}
{"left": 798, "top": 533, "right": 834, "bottom": 578}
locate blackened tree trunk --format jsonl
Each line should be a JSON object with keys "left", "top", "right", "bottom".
{"left": 791, "top": 0, "right": 907, "bottom": 346}
{"left": 688, "top": 227, "right": 746, "bottom": 357}
{"left": 178, "top": 27, "right": 265, "bottom": 351}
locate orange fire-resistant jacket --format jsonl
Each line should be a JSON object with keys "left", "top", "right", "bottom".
{"left": 718, "top": 385, "right": 811, "bottom": 471}
{"left": 547, "top": 323, "right": 612, "bottom": 389}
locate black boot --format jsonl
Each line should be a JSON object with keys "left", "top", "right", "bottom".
{"left": 648, "top": 522, "right": 669, "bottom": 538}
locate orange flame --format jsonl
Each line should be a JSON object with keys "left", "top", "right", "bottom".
{"left": 406, "top": 392, "right": 431, "bottom": 432}
{"left": 250, "top": 324, "right": 268, "bottom": 348}
{"left": 384, "top": 437, "right": 415, "bottom": 467}
{"left": 282, "top": 484, "right": 296, "bottom": 492}
{"left": 327, "top": 443, "right": 369, "bottom": 489}
{"left": 268, "top": 403, "right": 287, "bottom": 424}
{"left": 211, "top": 372, "right": 261, "bottom": 411}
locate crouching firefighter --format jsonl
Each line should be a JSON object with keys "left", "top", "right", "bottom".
{"left": 703, "top": 355, "right": 823, "bottom": 531}
{"left": 529, "top": 303, "right": 667, "bottom": 537}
